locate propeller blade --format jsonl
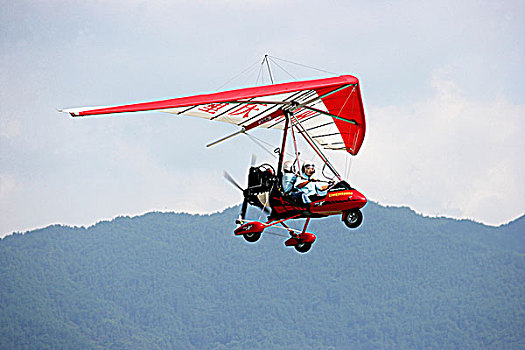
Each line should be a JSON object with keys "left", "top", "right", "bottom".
{"left": 223, "top": 170, "right": 244, "bottom": 191}
{"left": 250, "top": 153, "right": 257, "bottom": 167}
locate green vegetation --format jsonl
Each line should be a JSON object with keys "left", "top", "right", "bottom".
{"left": 1, "top": 203, "right": 524, "bottom": 349}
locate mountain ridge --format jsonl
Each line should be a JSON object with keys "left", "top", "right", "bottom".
{"left": 4, "top": 200, "right": 523, "bottom": 239}
{"left": 1, "top": 202, "right": 523, "bottom": 349}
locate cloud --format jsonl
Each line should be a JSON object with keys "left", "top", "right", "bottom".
{"left": 0, "top": 173, "right": 16, "bottom": 198}
{"left": 0, "top": 120, "right": 21, "bottom": 139}
{"left": 353, "top": 71, "right": 525, "bottom": 225}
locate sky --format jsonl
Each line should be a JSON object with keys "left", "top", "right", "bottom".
{"left": 1, "top": 0, "right": 524, "bottom": 236}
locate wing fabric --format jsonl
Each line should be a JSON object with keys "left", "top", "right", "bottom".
{"left": 63, "top": 75, "right": 366, "bottom": 155}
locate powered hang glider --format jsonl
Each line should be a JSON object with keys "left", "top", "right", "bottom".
{"left": 62, "top": 74, "right": 367, "bottom": 253}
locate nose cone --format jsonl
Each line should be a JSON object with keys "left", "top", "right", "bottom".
{"left": 353, "top": 190, "right": 367, "bottom": 207}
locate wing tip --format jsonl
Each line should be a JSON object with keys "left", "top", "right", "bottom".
{"left": 57, "top": 108, "right": 80, "bottom": 117}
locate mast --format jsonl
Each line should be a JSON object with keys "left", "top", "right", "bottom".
{"left": 264, "top": 54, "right": 287, "bottom": 176}
{"left": 264, "top": 54, "right": 275, "bottom": 85}
{"left": 276, "top": 111, "right": 290, "bottom": 177}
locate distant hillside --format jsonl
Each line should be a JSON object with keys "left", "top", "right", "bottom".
{"left": 1, "top": 203, "right": 523, "bottom": 349}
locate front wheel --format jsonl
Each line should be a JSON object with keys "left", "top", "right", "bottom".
{"left": 295, "top": 242, "right": 312, "bottom": 253}
{"left": 243, "top": 232, "right": 261, "bottom": 243}
{"left": 342, "top": 209, "right": 363, "bottom": 229}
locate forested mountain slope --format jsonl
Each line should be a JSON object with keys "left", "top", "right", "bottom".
{"left": 1, "top": 203, "right": 523, "bottom": 349}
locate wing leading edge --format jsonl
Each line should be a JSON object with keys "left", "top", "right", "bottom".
{"left": 62, "top": 75, "right": 366, "bottom": 155}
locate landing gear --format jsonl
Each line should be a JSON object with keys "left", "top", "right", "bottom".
{"left": 283, "top": 218, "right": 316, "bottom": 253}
{"left": 294, "top": 242, "right": 312, "bottom": 253}
{"left": 234, "top": 221, "right": 265, "bottom": 243}
{"left": 342, "top": 209, "right": 363, "bottom": 229}
{"left": 239, "top": 198, "right": 248, "bottom": 223}
{"left": 243, "top": 231, "right": 261, "bottom": 243}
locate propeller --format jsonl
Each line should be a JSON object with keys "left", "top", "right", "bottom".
{"left": 223, "top": 170, "right": 244, "bottom": 192}
{"left": 223, "top": 169, "right": 249, "bottom": 223}
{"left": 222, "top": 153, "right": 256, "bottom": 191}
{"left": 223, "top": 155, "right": 272, "bottom": 222}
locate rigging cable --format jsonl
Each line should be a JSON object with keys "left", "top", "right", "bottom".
{"left": 255, "top": 61, "right": 264, "bottom": 86}
{"left": 215, "top": 60, "right": 260, "bottom": 91}
{"left": 268, "top": 56, "right": 298, "bottom": 81}
{"left": 245, "top": 133, "right": 277, "bottom": 158}
{"left": 267, "top": 55, "right": 338, "bottom": 76}
{"left": 245, "top": 132, "right": 299, "bottom": 160}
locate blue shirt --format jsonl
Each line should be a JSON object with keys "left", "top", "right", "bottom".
{"left": 294, "top": 173, "right": 327, "bottom": 197}
{"left": 282, "top": 173, "right": 297, "bottom": 193}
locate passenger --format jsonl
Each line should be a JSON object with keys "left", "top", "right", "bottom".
{"left": 282, "top": 161, "right": 310, "bottom": 204}
{"left": 282, "top": 161, "right": 297, "bottom": 193}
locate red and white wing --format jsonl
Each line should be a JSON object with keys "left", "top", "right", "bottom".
{"left": 62, "top": 75, "right": 366, "bottom": 155}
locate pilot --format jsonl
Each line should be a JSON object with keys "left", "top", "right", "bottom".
{"left": 294, "top": 162, "right": 329, "bottom": 203}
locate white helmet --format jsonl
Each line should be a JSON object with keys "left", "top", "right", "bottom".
{"left": 283, "top": 161, "right": 294, "bottom": 173}
{"left": 302, "top": 161, "right": 315, "bottom": 174}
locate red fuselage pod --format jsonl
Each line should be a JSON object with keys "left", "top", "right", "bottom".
{"left": 234, "top": 221, "right": 266, "bottom": 236}
{"left": 310, "top": 189, "right": 367, "bottom": 216}
{"left": 285, "top": 232, "right": 317, "bottom": 246}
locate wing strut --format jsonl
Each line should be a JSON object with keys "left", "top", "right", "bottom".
{"left": 290, "top": 113, "right": 342, "bottom": 181}
{"left": 206, "top": 109, "right": 284, "bottom": 147}
{"left": 206, "top": 127, "right": 246, "bottom": 147}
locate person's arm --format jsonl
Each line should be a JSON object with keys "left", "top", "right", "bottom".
{"left": 294, "top": 174, "right": 309, "bottom": 189}
{"left": 310, "top": 178, "right": 328, "bottom": 191}
{"left": 296, "top": 180, "right": 309, "bottom": 189}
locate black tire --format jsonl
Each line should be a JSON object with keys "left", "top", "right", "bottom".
{"left": 294, "top": 242, "right": 312, "bottom": 253}
{"left": 343, "top": 209, "right": 363, "bottom": 229}
{"left": 243, "top": 232, "right": 261, "bottom": 243}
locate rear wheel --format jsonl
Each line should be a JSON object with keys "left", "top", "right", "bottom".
{"left": 294, "top": 242, "right": 312, "bottom": 253}
{"left": 343, "top": 209, "right": 363, "bottom": 229}
{"left": 243, "top": 232, "right": 261, "bottom": 243}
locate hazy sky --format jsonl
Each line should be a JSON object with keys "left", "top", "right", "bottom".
{"left": 1, "top": 0, "right": 524, "bottom": 236}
